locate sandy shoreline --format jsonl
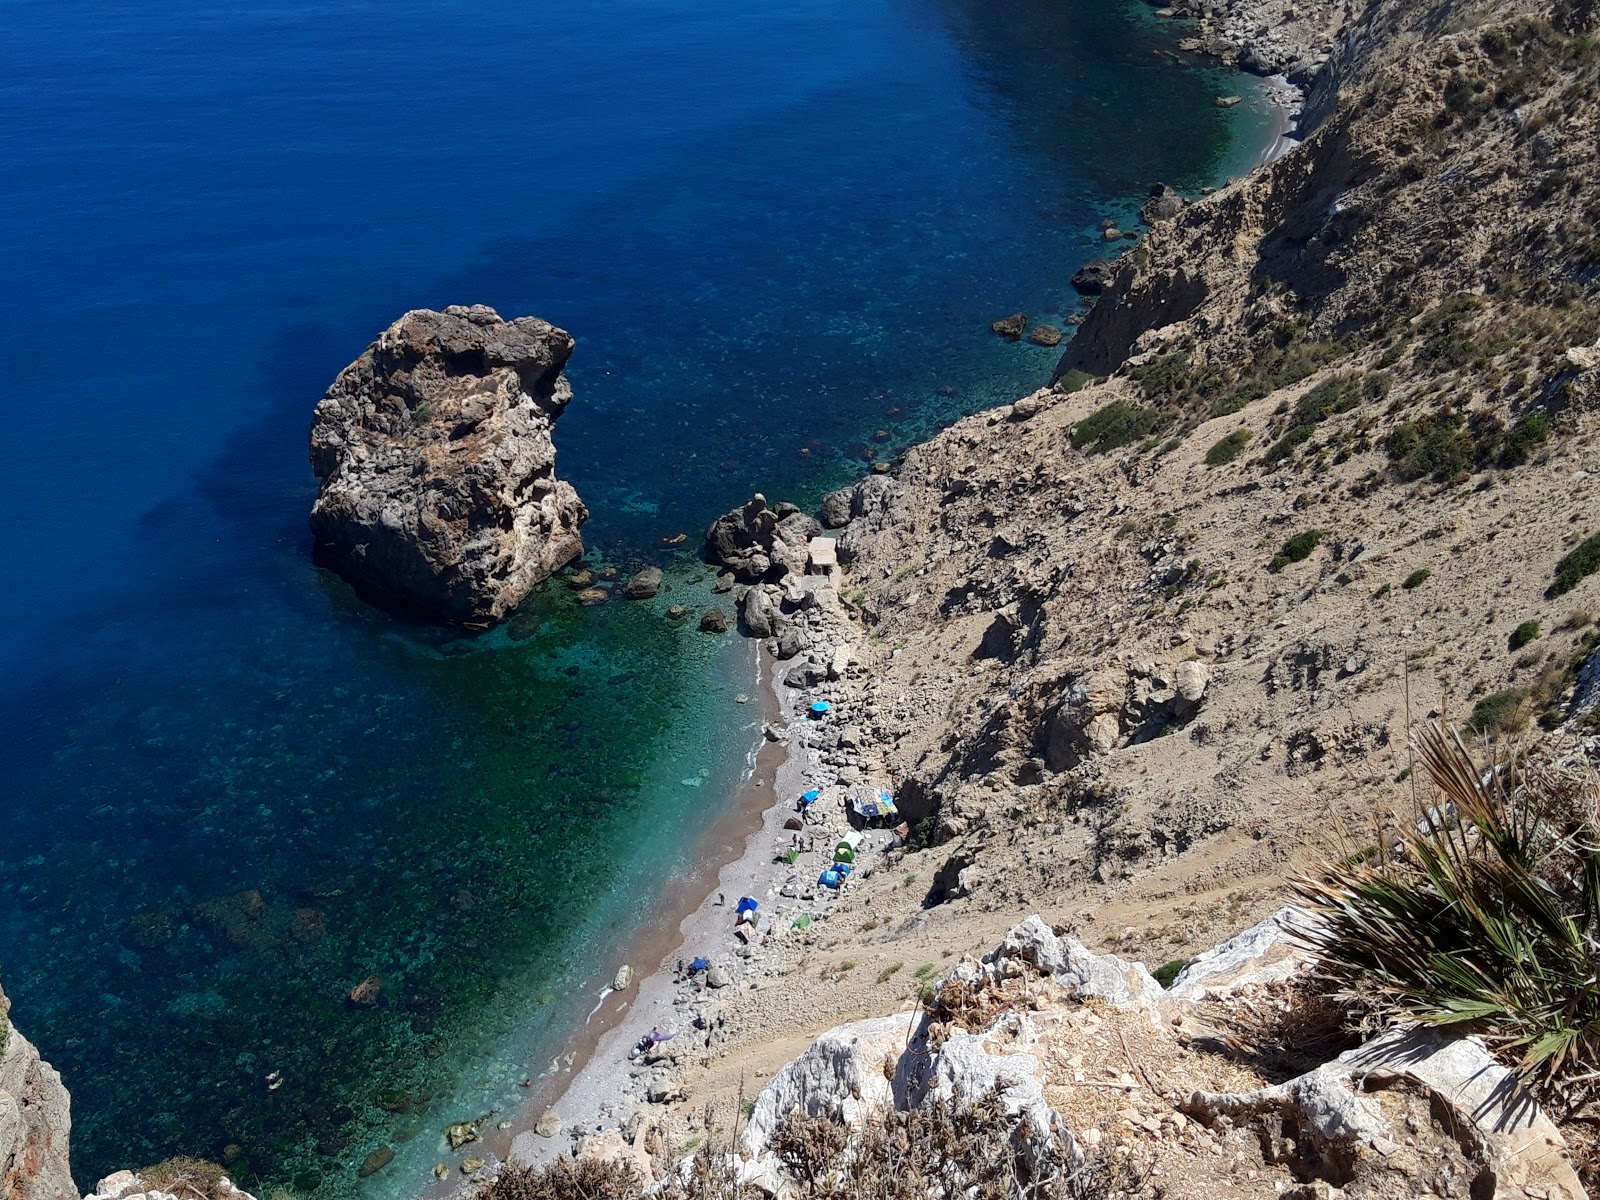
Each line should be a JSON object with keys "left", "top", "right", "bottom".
{"left": 426, "top": 62, "right": 1305, "bottom": 1197}
{"left": 427, "top": 600, "right": 878, "bottom": 1185}
{"left": 1255, "top": 73, "right": 1302, "bottom": 167}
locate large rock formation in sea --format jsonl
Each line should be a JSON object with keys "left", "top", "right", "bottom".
{"left": 1, "top": 984, "right": 76, "bottom": 1200}
{"left": 309, "top": 305, "right": 588, "bottom": 627}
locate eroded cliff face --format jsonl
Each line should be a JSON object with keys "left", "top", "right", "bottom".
{"left": 309, "top": 304, "right": 588, "bottom": 627}
{"left": 1062, "top": 0, "right": 1598, "bottom": 378}
{"left": 1, "top": 986, "right": 76, "bottom": 1200}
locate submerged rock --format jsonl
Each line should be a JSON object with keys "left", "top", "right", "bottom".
{"left": 699, "top": 608, "right": 731, "bottom": 633}
{"left": 990, "top": 313, "right": 1028, "bottom": 339}
{"left": 308, "top": 305, "right": 588, "bottom": 627}
{"left": 1027, "top": 325, "right": 1063, "bottom": 347}
{"left": 622, "top": 567, "right": 663, "bottom": 600}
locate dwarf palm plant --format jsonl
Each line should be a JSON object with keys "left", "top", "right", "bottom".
{"left": 1293, "top": 722, "right": 1600, "bottom": 1112}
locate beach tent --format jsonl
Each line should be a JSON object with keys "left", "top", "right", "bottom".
{"left": 836, "top": 862, "right": 853, "bottom": 877}
{"left": 832, "top": 842, "right": 855, "bottom": 864}
{"left": 840, "top": 831, "right": 865, "bottom": 851}
{"left": 689, "top": 957, "right": 710, "bottom": 973}
{"left": 876, "top": 790, "right": 898, "bottom": 816}
{"left": 791, "top": 913, "right": 811, "bottom": 929}
{"left": 735, "top": 897, "right": 759, "bottom": 916}
{"left": 818, "top": 868, "right": 842, "bottom": 889}
{"left": 800, "top": 789, "right": 819, "bottom": 805}
{"left": 809, "top": 701, "right": 831, "bottom": 718}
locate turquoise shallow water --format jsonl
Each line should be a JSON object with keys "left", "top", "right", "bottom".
{"left": 0, "top": 0, "right": 1276, "bottom": 1194}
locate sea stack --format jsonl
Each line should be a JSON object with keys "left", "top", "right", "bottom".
{"left": 309, "top": 305, "right": 588, "bottom": 626}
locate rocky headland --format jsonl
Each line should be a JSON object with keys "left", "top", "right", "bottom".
{"left": 308, "top": 305, "right": 587, "bottom": 627}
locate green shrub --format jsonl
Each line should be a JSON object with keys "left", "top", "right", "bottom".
{"left": 1550, "top": 533, "right": 1600, "bottom": 597}
{"left": 1467, "top": 687, "right": 1529, "bottom": 735}
{"left": 1499, "top": 411, "right": 1549, "bottom": 466}
{"left": 1152, "top": 959, "right": 1189, "bottom": 988}
{"left": 1294, "top": 725, "right": 1600, "bottom": 1105}
{"left": 1204, "top": 428, "right": 1253, "bottom": 466}
{"left": 1388, "top": 413, "right": 1472, "bottom": 482}
{"left": 1403, "top": 568, "right": 1431, "bottom": 590}
{"left": 1509, "top": 620, "right": 1541, "bottom": 650}
{"left": 1069, "top": 400, "right": 1173, "bottom": 455}
{"left": 1269, "top": 529, "right": 1322, "bottom": 572}
{"left": 1056, "top": 369, "right": 1095, "bottom": 394}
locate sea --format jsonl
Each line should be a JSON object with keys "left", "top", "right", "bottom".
{"left": 0, "top": 0, "right": 1275, "bottom": 1196}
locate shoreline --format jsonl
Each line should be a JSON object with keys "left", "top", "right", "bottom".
{"left": 429, "top": 54, "right": 1304, "bottom": 1197}
{"left": 436, "top": 618, "right": 862, "bottom": 1183}
{"left": 1254, "top": 73, "right": 1302, "bottom": 167}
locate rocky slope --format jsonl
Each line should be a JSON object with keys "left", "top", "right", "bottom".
{"left": 1, "top": 984, "right": 74, "bottom": 1200}
{"left": 620, "top": 0, "right": 1600, "bottom": 1179}
{"left": 309, "top": 304, "right": 587, "bottom": 627}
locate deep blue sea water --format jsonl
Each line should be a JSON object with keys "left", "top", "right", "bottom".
{"left": 0, "top": 0, "right": 1273, "bottom": 1195}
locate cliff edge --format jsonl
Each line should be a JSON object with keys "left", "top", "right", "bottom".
{"left": 1, "top": 985, "right": 75, "bottom": 1200}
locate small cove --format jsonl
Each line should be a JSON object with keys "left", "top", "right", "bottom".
{"left": 0, "top": 0, "right": 1278, "bottom": 1196}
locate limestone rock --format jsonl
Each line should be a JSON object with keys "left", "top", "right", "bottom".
{"left": 704, "top": 494, "right": 820, "bottom": 582}
{"left": 534, "top": 1111, "right": 562, "bottom": 1138}
{"left": 309, "top": 306, "right": 587, "bottom": 627}
{"left": 990, "top": 313, "right": 1028, "bottom": 339}
{"left": 0, "top": 985, "right": 76, "bottom": 1200}
{"left": 1173, "top": 658, "right": 1210, "bottom": 703}
{"left": 1027, "top": 325, "right": 1063, "bottom": 347}
{"left": 698, "top": 608, "right": 730, "bottom": 634}
{"left": 740, "top": 1013, "right": 908, "bottom": 1157}
{"left": 1165, "top": 906, "right": 1312, "bottom": 1001}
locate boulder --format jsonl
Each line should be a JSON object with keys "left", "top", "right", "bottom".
{"left": 819, "top": 487, "right": 855, "bottom": 529}
{"left": 739, "top": 586, "right": 782, "bottom": 638}
{"left": 1027, "top": 325, "right": 1063, "bottom": 347}
{"left": 741, "top": 1014, "right": 909, "bottom": 1156}
{"left": 775, "top": 626, "right": 809, "bottom": 661}
{"left": 1070, "top": 260, "right": 1115, "bottom": 294}
{"left": 358, "top": 1148, "right": 393, "bottom": 1177}
{"left": 534, "top": 1110, "right": 562, "bottom": 1138}
{"left": 704, "top": 966, "right": 731, "bottom": 989}
{"left": 1139, "top": 183, "right": 1188, "bottom": 224}
{"left": 1173, "top": 658, "right": 1210, "bottom": 703}
{"left": 698, "top": 608, "right": 731, "bottom": 634}
{"left": 308, "top": 305, "right": 588, "bottom": 627}
{"left": 990, "top": 313, "right": 1028, "bottom": 339}
{"left": 622, "top": 567, "right": 663, "bottom": 600}
{"left": 704, "top": 494, "right": 820, "bottom": 582}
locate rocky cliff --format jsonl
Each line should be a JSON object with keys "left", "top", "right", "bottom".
{"left": 617, "top": 0, "right": 1600, "bottom": 1182}
{"left": 309, "top": 304, "right": 587, "bottom": 627}
{"left": 0, "top": 985, "right": 75, "bottom": 1200}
